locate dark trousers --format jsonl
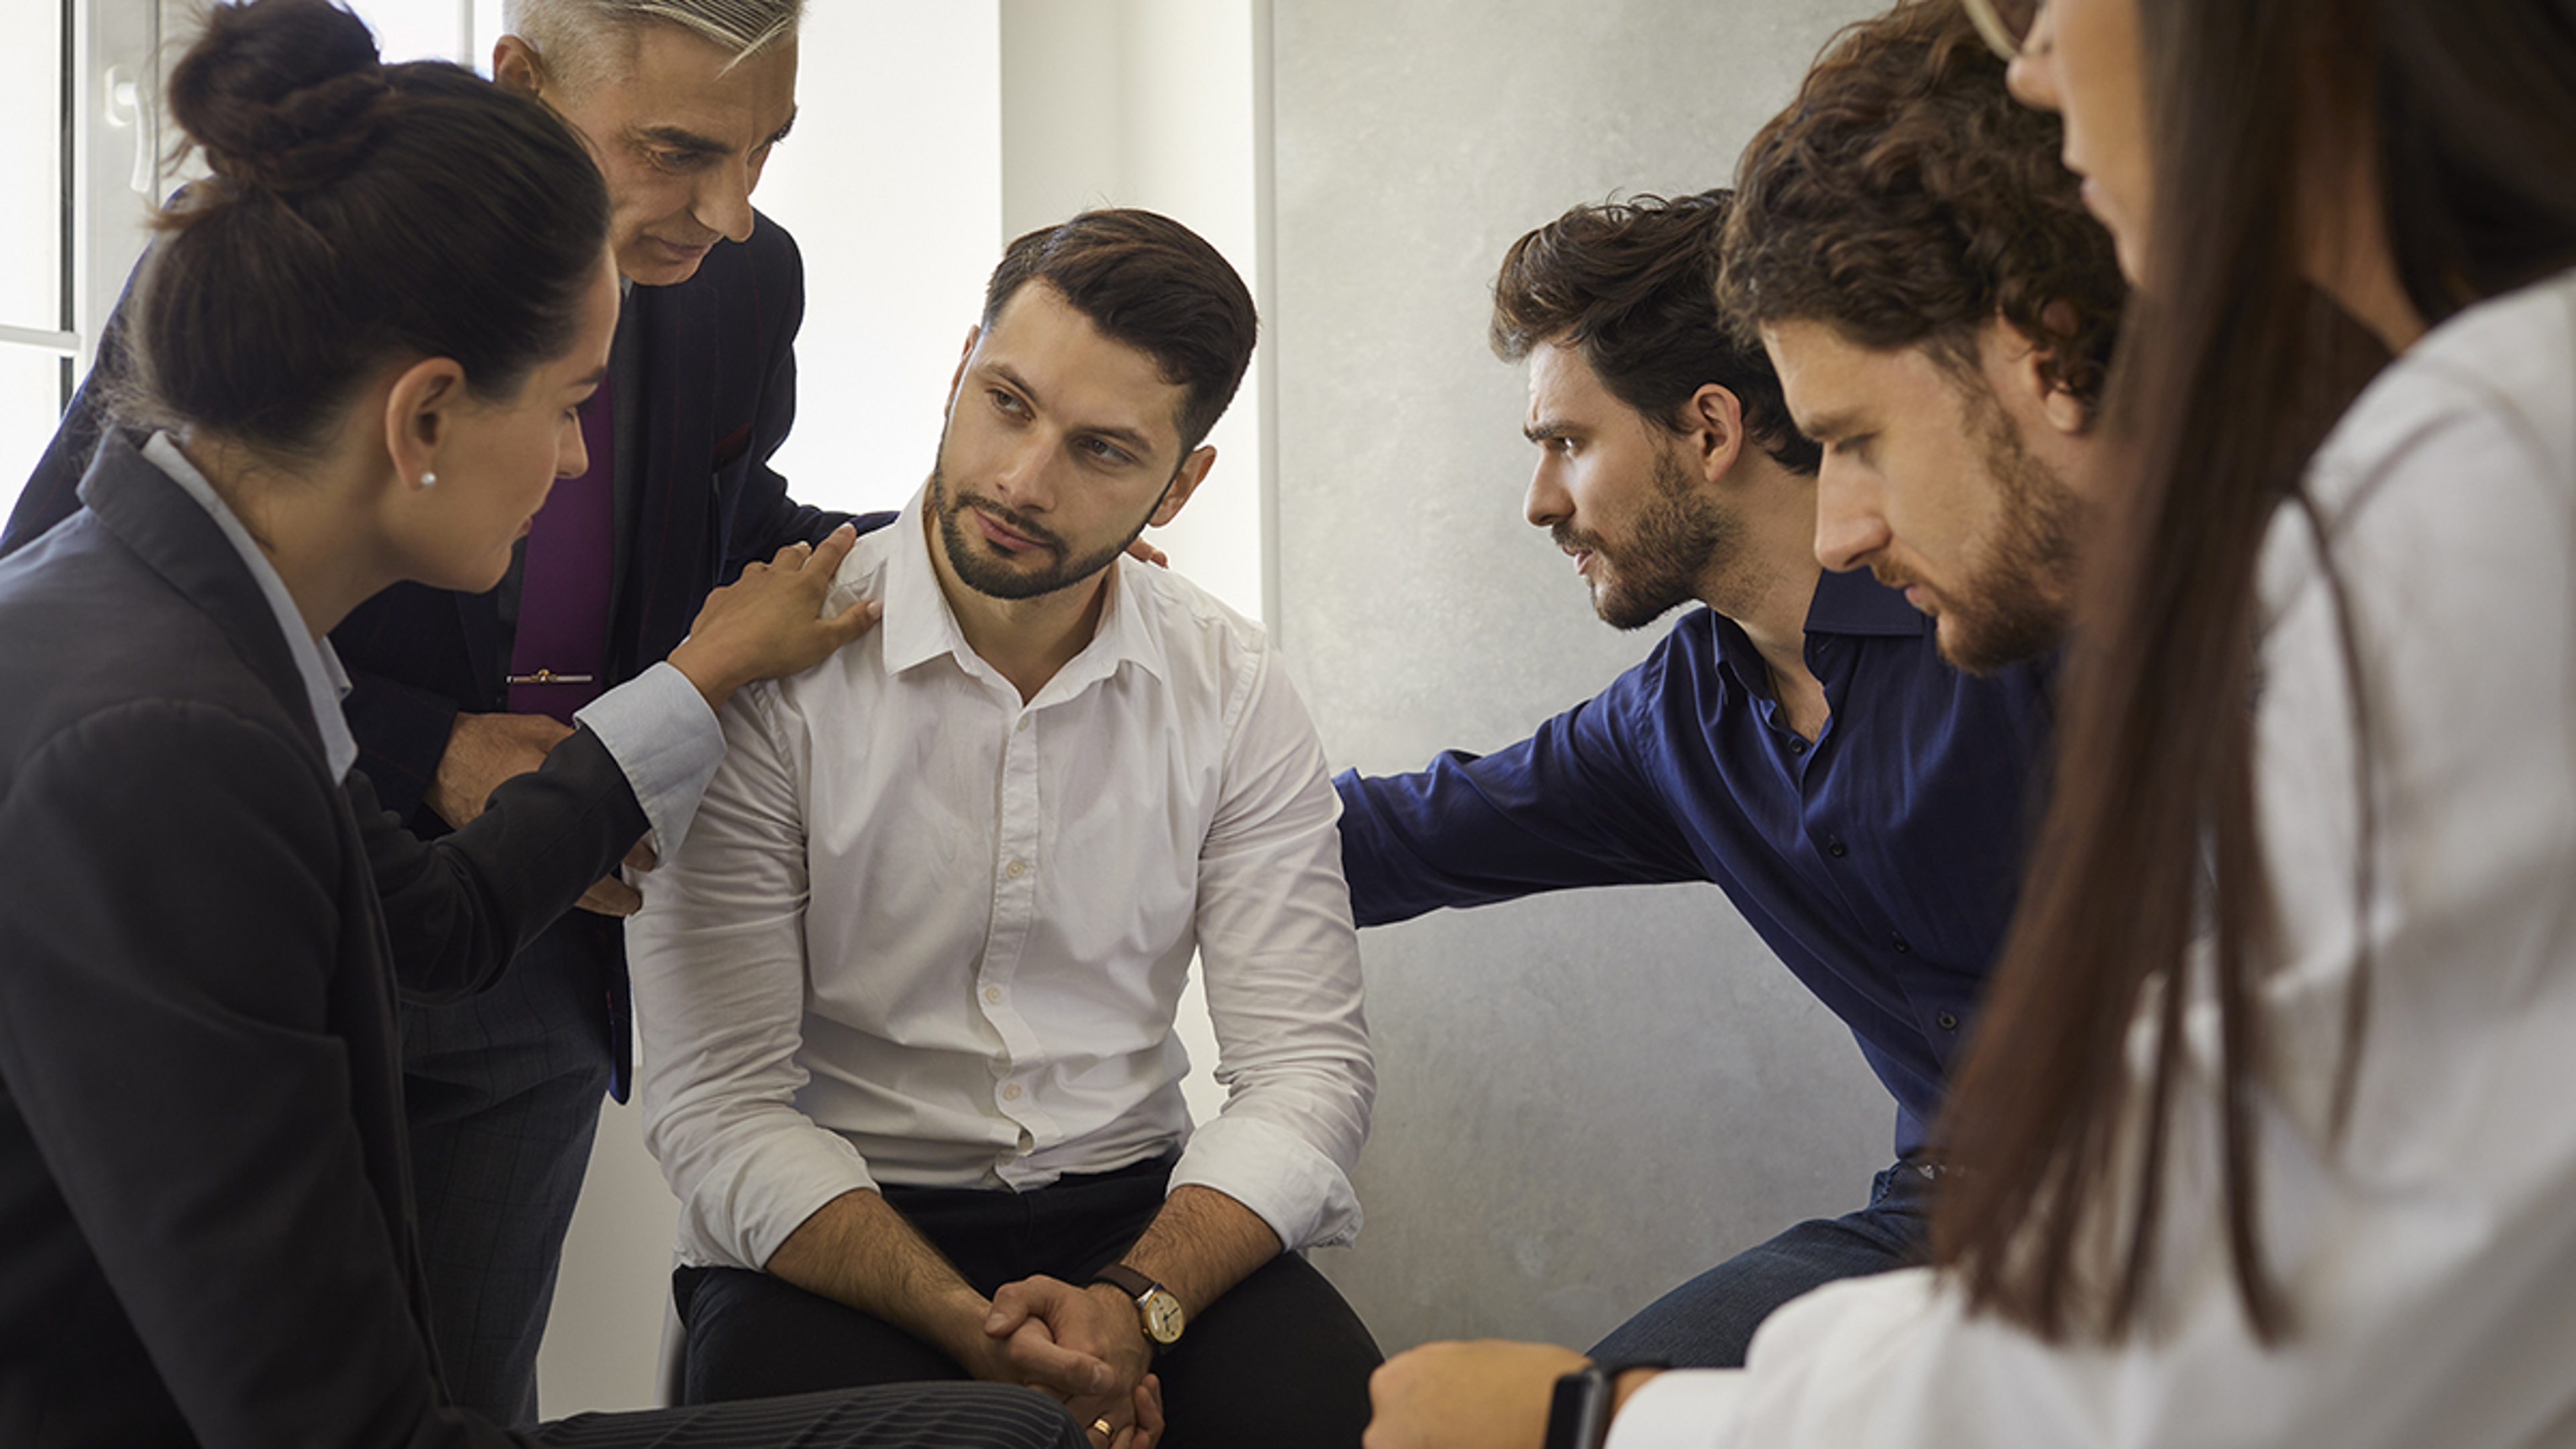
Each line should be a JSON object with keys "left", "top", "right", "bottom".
{"left": 531, "top": 1383, "right": 1081, "bottom": 1448}
{"left": 1586, "top": 1159, "right": 1936, "bottom": 1368}
{"left": 404, "top": 911, "right": 621, "bottom": 1424}
{"left": 675, "top": 1155, "right": 1383, "bottom": 1449}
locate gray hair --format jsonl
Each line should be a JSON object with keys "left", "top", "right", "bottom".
{"left": 505, "top": 0, "right": 803, "bottom": 89}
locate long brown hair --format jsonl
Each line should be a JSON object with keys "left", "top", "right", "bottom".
{"left": 1931, "top": 0, "right": 2576, "bottom": 1344}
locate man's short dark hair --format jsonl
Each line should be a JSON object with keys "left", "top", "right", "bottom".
{"left": 982, "top": 209, "right": 1258, "bottom": 455}
{"left": 1718, "top": 0, "right": 2125, "bottom": 415}
{"left": 1491, "top": 190, "right": 1820, "bottom": 476}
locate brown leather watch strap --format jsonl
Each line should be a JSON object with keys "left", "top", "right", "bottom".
{"left": 1089, "top": 1263, "right": 1159, "bottom": 1300}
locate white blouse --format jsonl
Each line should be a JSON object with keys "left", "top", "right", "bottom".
{"left": 1614, "top": 268, "right": 2576, "bottom": 1448}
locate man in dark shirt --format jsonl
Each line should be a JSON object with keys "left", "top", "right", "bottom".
{"left": 1338, "top": 177, "right": 2117, "bottom": 1373}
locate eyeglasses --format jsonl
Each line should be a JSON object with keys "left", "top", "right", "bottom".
{"left": 1960, "top": 0, "right": 2041, "bottom": 60}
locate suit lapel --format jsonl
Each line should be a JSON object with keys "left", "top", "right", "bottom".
{"left": 80, "top": 435, "right": 439, "bottom": 1356}
{"left": 78, "top": 436, "right": 324, "bottom": 767}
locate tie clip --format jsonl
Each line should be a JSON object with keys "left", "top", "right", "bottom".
{"left": 506, "top": 669, "right": 597, "bottom": 685}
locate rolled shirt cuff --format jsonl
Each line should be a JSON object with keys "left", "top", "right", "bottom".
{"left": 1170, "top": 1111, "right": 1362, "bottom": 1252}
{"left": 574, "top": 660, "right": 724, "bottom": 857}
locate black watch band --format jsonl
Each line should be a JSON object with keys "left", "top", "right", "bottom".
{"left": 1543, "top": 1360, "right": 1662, "bottom": 1449}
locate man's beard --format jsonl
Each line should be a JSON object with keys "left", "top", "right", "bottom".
{"left": 929, "top": 460, "right": 1165, "bottom": 602}
{"left": 1551, "top": 446, "right": 1736, "bottom": 631}
{"left": 1907, "top": 395, "right": 2082, "bottom": 674}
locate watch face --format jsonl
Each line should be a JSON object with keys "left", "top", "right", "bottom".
{"left": 1140, "top": 1289, "right": 1185, "bottom": 1344}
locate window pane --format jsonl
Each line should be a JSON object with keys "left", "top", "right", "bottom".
{"left": 347, "top": 0, "right": 470, "bottom": 63}
{"left": 0, "top": 1, "right": 65, "bottom": 333}
{"left": 0, "top": 348, "right": 68, "bottom": 529}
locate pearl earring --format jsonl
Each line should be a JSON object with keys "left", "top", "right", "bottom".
{"left": 419, "top": 471, "right": 438, "bottom": 489}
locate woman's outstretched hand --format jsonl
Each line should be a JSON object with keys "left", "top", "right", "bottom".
{"left": 667, "top": 525, "right": 880, "bottom": 712}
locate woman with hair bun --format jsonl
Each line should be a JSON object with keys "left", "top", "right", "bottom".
{"left": 0, "top": 3, "right": 1089, "bottom": 1446}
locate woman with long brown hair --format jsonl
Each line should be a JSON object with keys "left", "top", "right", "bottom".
{"left": 1364, "top": 0, "right": 2576, "bottom": 1443}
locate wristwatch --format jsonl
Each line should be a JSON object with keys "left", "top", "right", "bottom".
{"left": 1089, "top": 1263, "right": 1186, "bottom": 1349}
{"left": 1544, "top": 1361, "right": 1660, "bottom": 1449}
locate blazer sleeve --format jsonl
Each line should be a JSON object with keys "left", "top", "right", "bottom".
{"left": 361, "top": 722, "right": 651, "bottom": 1004}
{"left": 0, "top": 700, "right": 525, "bottom": 1449}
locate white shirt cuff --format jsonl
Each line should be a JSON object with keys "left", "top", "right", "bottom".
{"left": 1604, "top": 1369, "right": 1751, "bottom": 1449}
{"left": 574, "top": 661, "right": 724, "bottom": 856}
{"left": 1171, "top": 1112, "right": 1362, "bottom": 1251}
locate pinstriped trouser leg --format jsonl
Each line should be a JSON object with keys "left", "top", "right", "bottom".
{"left": 531, "top": 1384, "right": 1085, "bottom": 1449}
{"left": 402, "top": 912, "right": 619, "bottom": 1424}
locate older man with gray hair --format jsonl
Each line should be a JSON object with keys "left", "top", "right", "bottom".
{"left": 3, "top": 0, "right": 869, "bottom": 1426}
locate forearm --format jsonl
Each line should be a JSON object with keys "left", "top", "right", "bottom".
{"left": 764, "top": 1187, "right": 994, "bottom": 1367}
{"left": 1112, "top": 1183, "right": 1283, "bottom": 1320}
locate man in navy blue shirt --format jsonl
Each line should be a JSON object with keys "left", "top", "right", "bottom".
{"left": 1338, "top": 174, "right": 2121, "bottom": 1374}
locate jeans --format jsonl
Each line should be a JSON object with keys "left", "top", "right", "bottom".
{"left": 1587, "top": 1159, "right": 1936, "bottom": 1368}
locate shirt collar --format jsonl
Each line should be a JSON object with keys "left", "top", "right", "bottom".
{"left": 1706, "top": 566, "right": 1932, "bottom": 702}
{"left": 1803, "top": 567, "right": 1933, "bottom": 638}
{"left": 142, "top": 431, "right": 360, "bottom": 782}
{"left": 873, "top": 486, "right": 1167, "bottom": 700}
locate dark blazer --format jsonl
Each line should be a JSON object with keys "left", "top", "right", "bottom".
{"left": 0, "top": 435, "right": 649, "bottom": 1447}
{"left": 7, "top": 211, "right": 883, "bottom": 822}
{"left": 7, "top": 213, "right": 890, "bottom": 1093}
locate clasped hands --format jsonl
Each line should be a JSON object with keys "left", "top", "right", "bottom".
{"left": 971, "top": 1276, "right": 1165, "bottom": 1449}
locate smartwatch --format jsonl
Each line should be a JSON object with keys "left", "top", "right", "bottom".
{"left": 1089, "top": 1263, "right": 1186, "bottom": 1349}
{"left": 1544, "top": 1360, "right": 1660, "bottom": 1449}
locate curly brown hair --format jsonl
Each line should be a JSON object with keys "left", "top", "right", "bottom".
{"left": 1716, "top": 0, "right": 2123, "bottom": 414}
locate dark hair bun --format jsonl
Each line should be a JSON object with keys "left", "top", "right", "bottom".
{"left": 168, "top": 0, "right": 392, "bottom": 197}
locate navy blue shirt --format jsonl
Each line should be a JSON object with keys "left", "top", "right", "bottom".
{"left": 1336, "top": 570, "right": 2054, "bottom": 1157}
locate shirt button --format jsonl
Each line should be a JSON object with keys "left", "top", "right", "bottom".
{"left": 1016, "top": 716, "right": 1030, "bottom": 733}
{"left": 1787, "top": 737, "right": 1808, "bottom": 755}
{"left": 984, "top": 986, "right": 1004, "bottom": 1005}
{"left": 1826, "top": 838, "right": 1848, "bottom": 858}
{"left": 1002, "top": 1083, "right": 1024, "bottom": 1102}
{"left": 1936, "top": 1011, "right": 1960, "bottom": 1032}
{"left": 1891, "top": 934, "right": 1912, "bottom": 954}
{"left": 1004, "top": 859, "right": 1027, "bottom": 879}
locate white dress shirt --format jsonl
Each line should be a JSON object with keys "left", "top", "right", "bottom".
{"left": 1611, "top": 270, "right": 2576, "bottom": 1448}
{"left": 627, "top": 490, "right": 1374, "bottom": 1275}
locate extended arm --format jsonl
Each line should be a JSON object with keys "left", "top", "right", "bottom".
{"left": 1336, "top": 652, "right": 1706, "bottom": 928}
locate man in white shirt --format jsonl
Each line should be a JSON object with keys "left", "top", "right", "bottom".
{"left": 628, "top": 209, "right": 1379, "bottom": 1449}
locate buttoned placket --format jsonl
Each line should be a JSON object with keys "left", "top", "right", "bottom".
{"left": 975, "top": 686, "right": 1059, "bottom": 1183}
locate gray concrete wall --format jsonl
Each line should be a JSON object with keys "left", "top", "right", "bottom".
{"left": 1270, "top": 0, "right": 1899, "bottom": 1352}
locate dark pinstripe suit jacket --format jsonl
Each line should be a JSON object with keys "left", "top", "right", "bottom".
{"left": 0, "top": 436, "right": 652, "bottom": 1446}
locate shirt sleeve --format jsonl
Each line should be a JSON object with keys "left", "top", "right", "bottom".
{"left": 1169, "top": 639, "right": 1377, "bottom": 1250}
{"left": 1336, "top": 646, "right": 1707, "bottom": 927}
{"left": 574, "top": 658, "right": 724, "bottom": 857}
{"left": 626, "top": 680, "right": 879, "bottom": 1273}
